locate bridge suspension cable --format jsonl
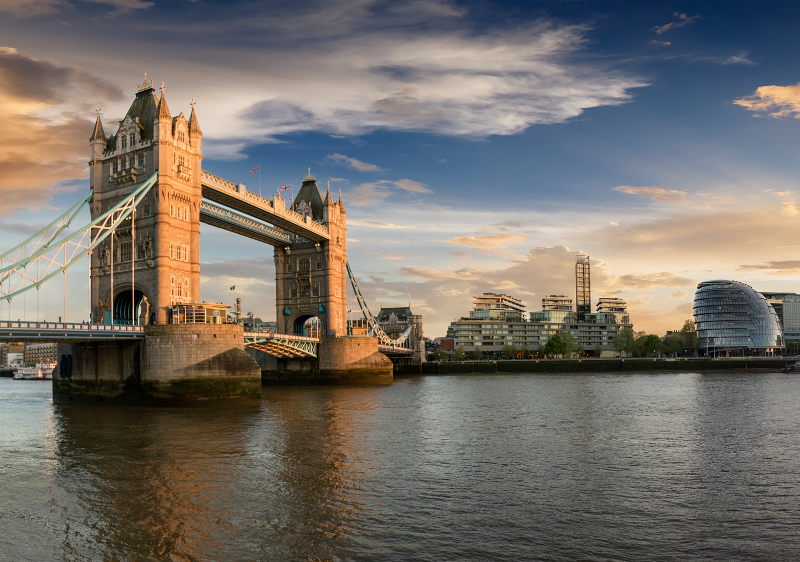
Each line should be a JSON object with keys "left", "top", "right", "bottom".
{"left": 0, "top": 172, "right": 159, "bottom": 307}
{"left": 345, "top": 261, "right": 413, "bottom": 346}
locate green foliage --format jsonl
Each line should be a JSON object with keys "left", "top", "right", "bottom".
{"left": 473, "top": 348, "right": 484, "bottom": 360}
{"left": 662, "top": 333, "right": 683, "bottom": 356}
{"left": 453, "top": 346, "right": 466, "bottom": 360}
{"left": 680, "top": 318, "right": 700, "bottom": 349}
{"left": 635, "top": 334, "right": 664, "bottom": 357}
{"left": 540, "top": 333, "right": 570, "bottom": 357}
{"left": 434, "top": 348, "right": 447, "bottom": 361}
{"left": 501, "top": 344, "right": 516, "bottom": 358}
{"left": 560, "top": 332, "right": 583, "bottom": 357}
{"left": 612, "top": 327, "right": 635, "bottom": 354}
{"left": 521, "top": 345, "right": 529, "bottom": 359}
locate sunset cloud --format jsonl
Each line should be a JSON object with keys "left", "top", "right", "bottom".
{"left": 734, "top": 83, "right": 800, "bottom": 118}
{"left": 325, "top": 153, "right": 386, "bottom": 172}
{"left": 614, "top": 272, "right": 696, "bottom": 289}
{"left": 347, "top": 178, "right": 431, "bottom": 205}
{"left": 653, "top": 12, "right": 701, "bottom": 34}
{"left": 737, "top": 261, "right": 800, "bottom": 274}
{"left": 613, "top": 185, "right": 689, "bottom": 205}
{"left": 447, "top": 233, "right": 529, "bottom": 249}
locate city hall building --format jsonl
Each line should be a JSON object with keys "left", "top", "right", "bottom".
{"left": 693, "top": 280, "right": 784, "bottom": 356}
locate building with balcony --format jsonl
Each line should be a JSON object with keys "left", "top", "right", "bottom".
{"left": 469, "top": 293, "right": 526, "bottom": 322}
{"left": 694, "top": 280, "right": 784, "bottom": 355}
{"left": 576, "top": 253, "right": 591, "bottom": 318}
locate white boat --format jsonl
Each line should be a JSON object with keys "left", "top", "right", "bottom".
{"left": 13, "top": 362, "right": 57, "bottom": 380}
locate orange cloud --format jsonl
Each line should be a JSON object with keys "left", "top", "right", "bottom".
{"left": 447, "top": 233, "right": 529, "bottom": 249}
{"left": 734, "top": 83, "right": 800, "bottom": 118}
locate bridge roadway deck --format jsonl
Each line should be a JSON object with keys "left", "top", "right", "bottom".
{"left": 201, "top": 170, "right": 330, "bottom": 243}
{"left": 0, "top": 321, "right": 144, "bottom": 342}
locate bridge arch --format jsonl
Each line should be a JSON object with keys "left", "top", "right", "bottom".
{"left": 111, "top": 285, "right": 148, "bottom": 325}
{"left": 290, "top": 313, "right": 327, "bottom": 337}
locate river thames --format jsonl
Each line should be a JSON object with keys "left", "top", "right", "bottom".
{"left": 2, "top": 372, "right": 800, "bottom": 561}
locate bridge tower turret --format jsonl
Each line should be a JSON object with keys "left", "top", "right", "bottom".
{"left": 275, "top": 173, "right": 348, "bottom": 337}
{"left": 89, "top": 77, "right": 202, "bottom": 325}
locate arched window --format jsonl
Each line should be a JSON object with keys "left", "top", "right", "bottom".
{"left": 129, "top": 133, "right": 135, "bottom": 146}
{"left": 299, "top": 258, "right": 310, "bottom": 272}
{"left": 121, "top": 136, "right": 127, "bottom": 150}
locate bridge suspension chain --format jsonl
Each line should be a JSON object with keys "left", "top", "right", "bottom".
{"left": 0, "top": 172, "right": 159, "bottom": 305}
{"left": 345, "top": 261, "right": 413, "bottom": 346}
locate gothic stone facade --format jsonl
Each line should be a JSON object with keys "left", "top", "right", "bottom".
{"left": 274, "top": 176, "right": 348, "bottom": 337}
{"left": 89, "top": 81, "right": 202, "bottom": 324}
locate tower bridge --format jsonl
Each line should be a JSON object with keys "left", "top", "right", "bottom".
{"left": 0, "top": 79, "right": 421, "bottom": 403}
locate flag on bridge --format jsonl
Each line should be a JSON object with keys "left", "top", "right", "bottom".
{"left": 230, "top": 285, "right": 235, "bottom": 290}
{"left": 248, "top": 166, "right": 259, "bottom": 175}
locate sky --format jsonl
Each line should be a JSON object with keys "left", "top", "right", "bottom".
{"left": 1, "top": 0, "right": 800, "bottom": 337}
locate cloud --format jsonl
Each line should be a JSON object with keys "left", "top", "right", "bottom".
{"left": 0, "top": 0, "right": 153, "bottom": 17}
{"left": 447, "top": 233, "right": 529, "bottom": 250}
{"left": 614, "top": 272, "right": 696, "bottom": 289}
{"left": 649, "top": 40, "right": 671, "bottom": 46}
{"left": 653, "top": 12, "right": 701, "bottom": 34}
{"left": 723, "top": 54, "right": 755, "bottom": 66}
{"left": 668, "top": 291, "right": 688, "bottom": 300}
{"left": 782, "top": 201, "right": 800, "bottom": 216}
{"left": 325, "top": 153, "right": 386, "bottom": 172}
{"left": 0, "top": 46, "right": 124, "bottom": 215}
{"left": 737, "top": 261, "right": 800, "bottom": 274}
{"left": 613, "top": 185, "right": 689, "bottom": 205}
{"left": 734, "top": 83, "right": 800, "bottom": 118}
{"left": 347, "top": 178, "right": 431, "bottom": 205}
{"left": 348, "top": 220, "right": 414, "bottom": 229}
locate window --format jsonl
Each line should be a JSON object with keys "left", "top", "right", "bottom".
{"left": 112, "top": 161, "right": 118, "bottom": 173}
{"left": 138, "top": 154, "right": 144, "bottom": 167}
{"left": 120, "top": 242, "right": 131, "bottom": 263}
{"left": 170, "top": 204, "right": 174, "bottom": 217}
{"left": 312, "top": 285, "right": 320, "bottom": 297}
{"left": 299, "top": 283, "right": 310, "bottom": 297}
{"left": 299, "top": 258, "right": 310, "bottom": 272}
{"left": 316, "top": 260, "right": 322, "bottom": 271}
{"left": 183, "top": 206, "right": 188, "bottom": 221}
{"left": 121, "top": 136, "right": 127, "bottom": 150}
{"left": 290, "top": 287, "right": 298, "bottom": 298}
{"left": 169, "top": 242, "right": 175, "bottom": 259}
{"left": 184, "top": 278, "right": 190, "bottom": 298}
{"left": 130, "top": 133, "right": 135, "bottom": 146}
{"left": 286, "top": 262, "right": 293, "bottom": 273}
{"left": 142, "top": 200, "right": 152, "bottom": 216}
{"left": 121, "top": 159, "right": 126, "bottom": 170}
{"left": 137, "top": 243, "right": 146, "bottom": 260}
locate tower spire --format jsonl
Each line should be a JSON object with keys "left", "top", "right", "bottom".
{"left": 90, "top": 107, "right": 105, "bottom": 141}
{"left": 156, "top": 82, "right": 171, "bottom": 120}
{"left": 189, "top": 99, "right": 202, "bottom": 135}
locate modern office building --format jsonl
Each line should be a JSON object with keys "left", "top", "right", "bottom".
{"left": 760, "top": 292, "right": 800, "bottom": 340}
{"left": 597, "top": 297, "right": 627, "bottom": 314}
{"left": 693, "top": 280, "right": 784, "bottom": 355}
{"left": 576, "top": 253, "right": 591, "bottom": 318}
{"left": 470, "top": 293, "right": 526, "bottom": 322}
{"left": 23, "top": 343, "right": 57, "bottom": 367}
{"left": 542, "top": 295, "right": 573, "bottom": 311}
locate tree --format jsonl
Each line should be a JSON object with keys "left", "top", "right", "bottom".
{"left": 612, "top": 328, "right": 635, "bottom": 355}
{"left": 501, "top": 344, "right": 516, "bottom": 358}
{"left": 680, "top": 319, "right": 699, "bottom": 349}
{"left": 560, "top": 332, "right": 583, "bottom": 357}
{"left": 662, "top": 333, "right": 683, "bottom": 356}
{"left": 540, "top": 333, "right": 570, "bottom": 358}
{"left": 473, "top": 348, "right": 484, "bottom": 360}
{"left": 634, "top": 333, "right": 664, "bottom": 357}
{"left": 521, "top": 345, "right": 529, "bottom": 359}
{"left": 434, "top": 348, "right": 447, "bottom": 361}
{"left": 453, "top": 346, "right": 465, "bottom": 360}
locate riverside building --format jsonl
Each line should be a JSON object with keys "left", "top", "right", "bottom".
{"left": 576, "top": 253, "right": 591, "bottom": 318}
{"left": 760, "top": 292, "right": 800, "bottom": 340}
{"left": 446, "top": 290, "right": 633, "bottom": 355}
{"left": 693, "top": 280, "right": 784, "bottom": 356}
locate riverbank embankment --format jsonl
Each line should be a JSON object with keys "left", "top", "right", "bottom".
{"left": 396, "top": 357, "right": 790, "bottom": 376}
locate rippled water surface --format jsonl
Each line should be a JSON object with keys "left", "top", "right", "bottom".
{"left": 2, "top": 372, "right": 800, "bottom": 561}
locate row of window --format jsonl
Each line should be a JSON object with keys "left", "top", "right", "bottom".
{"left": 170, "top": 204, "right": 190, "bottom": 221}
{"left": 170, "top": 276, "right": 191, "bottom": 304}
{"left": 120, "top": 133, "right": 136, "bottom": 150}
{"left": 169, "top": 243, "right": 189, "bottom": 262}
{"left": 111, "top": 154, "right": 145, "bottom": 174}
{"left": 286, "top": 258, "right": 323, "bottom": 273}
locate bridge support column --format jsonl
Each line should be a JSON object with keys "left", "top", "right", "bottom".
{"left": 252, "top": 336, "right": 392, "bottom": 385}
{"left": 53, "top": 324, "right": 261, "bottom": 405}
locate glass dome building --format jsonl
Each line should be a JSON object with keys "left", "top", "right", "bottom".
{"left": 693, "top": 280, "right": 784, "bottom": 355}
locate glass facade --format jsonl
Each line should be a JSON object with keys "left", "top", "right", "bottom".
{"left": 576, "top": 254, "right": 590, "bottom": 317}
{"left": 693, "top": 280, "right": 783, "bottom": 352}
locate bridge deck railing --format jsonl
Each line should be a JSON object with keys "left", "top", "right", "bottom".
{"left": 0, "top": 321, "right": 144, "bottom": 332}
{"left": 243, "top": 330, "right": 319, "bottom": 342}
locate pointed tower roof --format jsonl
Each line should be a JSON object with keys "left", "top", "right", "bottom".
{"left": 338, "top": 189, "right": 346, "bottom": 213}
{"left": 324, "top": 180, "right": 333, "bottom": 205}
{"left": 90, "top": 110, "right": 105, "bottom": 141}
{"left": 189, "top": 99, "right": 202, "bottom": 135}
{"left": 156, "top": 83, "right": 171, "bottom": 120}
{"left": 293, "top": 169, "right": 325, "bottom": 220}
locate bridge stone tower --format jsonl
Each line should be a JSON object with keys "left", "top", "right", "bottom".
{"left": 274, "top": 173, "right": 348, "bottom": 337}
{"left": 89, "top": 78, "right": 202, "bottom": 324}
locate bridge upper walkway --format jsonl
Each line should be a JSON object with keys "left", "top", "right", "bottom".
{"left": 201, "top": 170, "right": 330, "bottom": 243}
{"left": 0, "top": 321, "right": 144, "bottom": 342}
